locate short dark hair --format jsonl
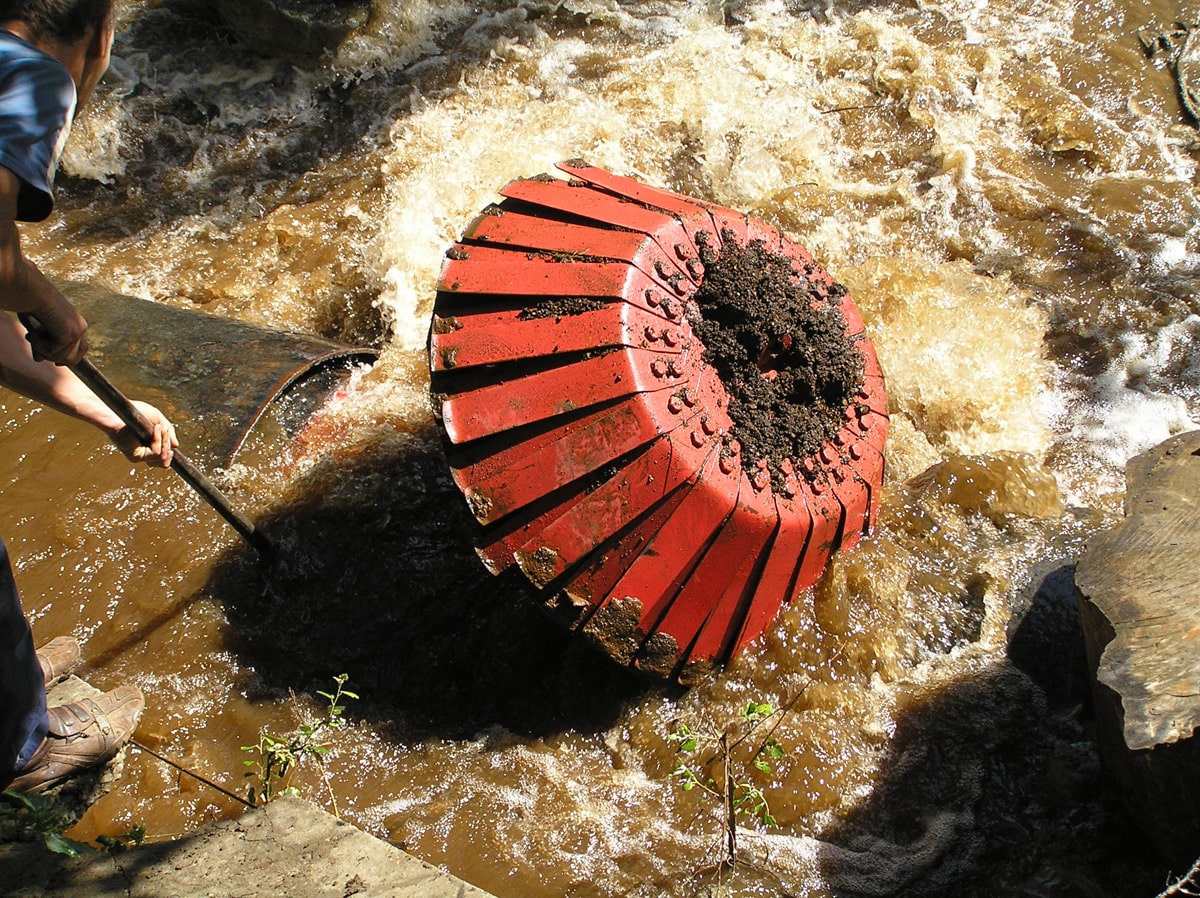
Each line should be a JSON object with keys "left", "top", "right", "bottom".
{"left": 0, "top": 0, "right": 113, "bottom": 43}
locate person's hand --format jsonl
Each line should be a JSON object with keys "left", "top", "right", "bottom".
{"left": 110, "top": 401, "right": 177, "bottom": 468}
{"left": 18, "top": 294, "right": 88, "bottom": 366}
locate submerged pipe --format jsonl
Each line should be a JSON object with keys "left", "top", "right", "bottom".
{"left": 55, "top": 281, "right": 377, "bottom": 553}
{"left": 58, "top": 280, "right": 378, "bottom": 472}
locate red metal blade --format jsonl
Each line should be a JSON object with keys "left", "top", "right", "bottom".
{"left": 513, "top": 421, "right": 716, "bottom": 588}
{"left": 744, "top": 216, "right": 784, "bottom": 252}
{"left": 728, "top": 480, "right": 819, "bottom": 658}
{"left": 439, "top": 244, "right": 644, "bottom": 300}
{"left": 450, "top": 384, "right": 687, "bottom": 526}
{"left": 500, "top": 178, "right": 689, "bottom": 254}
{"left": 463, "top": 206, "right": 696, "bottom": 289}
{"left": 437, "top": 245, "right": 691, "bottom": 328}
{"left": 430, "top": 301, "right": 683, "bottom": 373}
{"left": 675, "top": 471, "right": 783, "bottom": 678}
{"left": 433, "top": 162, "right": 890, "bottom": 680}
{"left": 440, "top": 345, "right": 692, "bottom": 444}
{"left": 787, "top": 468, "right": 845, "bottom": 595}
{"left": 699, "top": 203, "right": 749, "bottom": 250}
{"left": 843, "top": 428, "right": 887, "bottom": 535}
{"left": 552, "top": 475, "right": 697, "bottom": 623}
{"left": 583, "top": 449, "right": 737, "bottom": 670}
{"left": 841, "top": 297, "right": 866, "bottom": 338}
{"left": 556, "top": 160, "right": 726, "bottom": 254}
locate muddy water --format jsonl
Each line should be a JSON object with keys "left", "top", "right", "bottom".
{"left": 6, "top": 0, "right": 1198, "bottom": 893}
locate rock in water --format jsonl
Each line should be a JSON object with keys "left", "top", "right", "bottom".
{"left": 213, "top": 0, "right": 370, "bottom": 67}
{"left": 1075, "top": 428, "right": 1200, "bottom": 867}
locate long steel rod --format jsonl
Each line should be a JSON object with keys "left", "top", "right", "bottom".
{"left": 70, "top": 357, "right": 275, "bottom": 558}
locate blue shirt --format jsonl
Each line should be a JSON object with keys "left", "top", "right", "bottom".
{"left": 0, "top": 30, "right": 76, "bottom": 222}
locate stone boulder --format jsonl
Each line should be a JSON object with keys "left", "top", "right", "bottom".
{"left": 211, "top": 0, "right": 370, "bottom": 67}
{"left": 1075, "top": 428, "right": 1200, "bottom": 867}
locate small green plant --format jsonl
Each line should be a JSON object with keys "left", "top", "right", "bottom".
{"left": 96, "top": 823, "right": 147, "bottom": 852}
{"left": 669, "top": 700, "right": 787, "bottom": 866}
{"left": 0, "top": 791, "right": 145, "bottom": 856}
{"left": 0, "top": 790, "right": 91, "bottom": 856}
{"left": 241, "top": 674, "right": 358, "bottom": 817}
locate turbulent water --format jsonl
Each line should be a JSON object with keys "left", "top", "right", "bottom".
{"left": 5, "top": 0, "right": 1199, "bottom": 894}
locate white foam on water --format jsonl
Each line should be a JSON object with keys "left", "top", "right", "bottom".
{"left": 1055, "top": 317, "right": 1200, "bottom": 503}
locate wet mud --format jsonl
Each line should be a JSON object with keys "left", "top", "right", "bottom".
{"left": 519, "top": 296, "right": 609, "bottom": 320}
{"left": 690, "top": 235, "right": 864, "bottom": 488}
{"left": 580, "top": 595, "right": 651, "bottom": 666}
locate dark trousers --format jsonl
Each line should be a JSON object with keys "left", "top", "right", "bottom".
{"left": 0, "top": 537, "right": 48, "bottom": 787}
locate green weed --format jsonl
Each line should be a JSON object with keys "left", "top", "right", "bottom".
{"left": 241, "top": 674, "right": 358, "bottom": 818}
{"left": 0, "top": 790, "right": 145, "bottom": 856}
{"left": 669, "top": 700, "right": 787, "bottom": 866}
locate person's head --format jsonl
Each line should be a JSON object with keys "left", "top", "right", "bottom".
{"left": 0, "top": 0, "right": 112, "bottom": 44}
{"left": 0, "top": 0, "right": 115, "bottom": 108}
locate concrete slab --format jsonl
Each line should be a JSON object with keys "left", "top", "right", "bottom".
{"left": 0, "top": 795, "right": 495, "bottom": 898}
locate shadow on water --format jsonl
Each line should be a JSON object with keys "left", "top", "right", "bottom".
{"left": 814, "top": 563, "right": 1165, "bottom": 898}
{"left": 207, "top": 419, "right": 659, "bottom": 742}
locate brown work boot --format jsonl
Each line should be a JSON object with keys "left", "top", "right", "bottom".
{"left": 7, "top": 685, "right": 144, "bottom": 795}
{"left": 36, "top": 636, "right": 82, "bottom": 687}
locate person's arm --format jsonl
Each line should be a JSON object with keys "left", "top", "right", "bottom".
{"left": 0, "top": 314, "right": 176, "bottom": 466}
{"left": 0, "top": 167, "right": 176, "bottom": 467}
{"left": 0, "top": 169, "right": 88, "bottom": 363}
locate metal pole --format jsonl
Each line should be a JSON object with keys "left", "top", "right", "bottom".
{"left": 70, "top": 357, "right": 275, "bottom": 559}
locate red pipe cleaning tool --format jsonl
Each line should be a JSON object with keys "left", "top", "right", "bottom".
{"left": 429, "top": 161, "right": 888, "bottom": 683}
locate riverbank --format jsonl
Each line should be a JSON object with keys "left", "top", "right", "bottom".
{"left": 0, "top": 794, "right": 495, "bottom": 898}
